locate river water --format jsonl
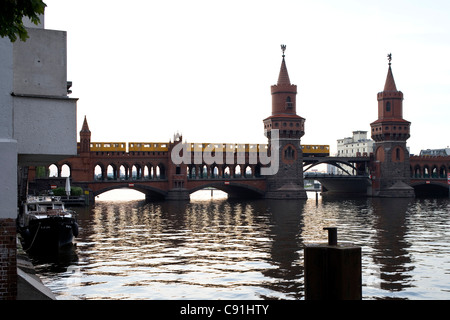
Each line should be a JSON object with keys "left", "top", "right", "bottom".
{"left": 30, "top": 190, "right": 450, "bottom": 300}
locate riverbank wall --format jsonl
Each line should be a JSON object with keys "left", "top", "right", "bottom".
{"left": 16, "top": 237, "right": 56, "bottom": 300}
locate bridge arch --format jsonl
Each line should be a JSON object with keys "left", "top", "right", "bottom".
{"left": 107, "top": 164, "right": 117, "bottom": 180}
{"left": 61, "top": 163, "right": 71, "bottom": 177}
{"left": 93, "top": 183, "right": 167, "bottom": 200}
{"left": 410, "top": 163, "right": 449, "bottom": 178}
{"left": 188, "top": 181, "right": 265, "bottom": 199}
{"left": 156, "top": 163, "right": 166, "bottom": 179}
{"left": 48, "top": 163, "right": 59, "bottom": 177}
{"left": 131, "top": 164, "right": 142, "bottom": 180}
{"left": 410, "top": 181, "right": 449, "bottom": 197}
{"left": 119, "top": 164, "right": 129, "bottom": 180}
{"left": 94, "top": 163, "right": 105, "bottom": 180}
{"left": 303, "top": 159, "right": 361, "bottom": 175}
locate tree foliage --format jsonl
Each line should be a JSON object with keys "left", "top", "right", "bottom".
{"left": 52, "top": 186, "right": 83, "bottom": 197}
{"left": 0, "top": 0, "right": 47, "bottom": 42}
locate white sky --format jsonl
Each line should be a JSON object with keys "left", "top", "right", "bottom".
{"left": 43, "top": 0, "right": 450, "bottom": 155}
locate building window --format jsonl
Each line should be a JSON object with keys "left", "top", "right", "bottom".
{"left": 285, "top": 96, "right": 293, "bottom": 109}
{"left": 284, "top": 146, "right": 295, "bottom": 160}
{"left": 386, "top": 101, "right": 391, "bottom": 112}
{"left": 396, "top": 148, "right": 400, "bottom": 161}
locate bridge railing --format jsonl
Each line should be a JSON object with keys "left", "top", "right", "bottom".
{"left": 304, "top": 172, "right": 370, "bottom": 178}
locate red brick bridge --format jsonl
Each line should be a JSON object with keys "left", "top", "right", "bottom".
{"left": 26, "top": 49, "right": 450, "bottom": 200}
{"left": 28, "top": 125, "right": 449, "bottom": 201}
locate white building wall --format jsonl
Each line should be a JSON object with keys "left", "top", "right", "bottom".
{"left": 336, "top": 131, "right": 374, "bottom": 157}
{"left": 11, "top": 25, "right": 77, "bottom": 166}
{"left": 0, "top": 11, "right": 77, "bottom": 218}
{"left": 13, "top": 28, "right": 68, "bottom": 97}
{"left": 0, "top": 37, "right": 17, "bottom": 219}
{"left": 332, "top": 131, "right": 374, "bottom": 175}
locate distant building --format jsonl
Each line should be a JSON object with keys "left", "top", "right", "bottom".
{"left": 326, "top": 131, "right": 374, "bottom": 175}
{"left": 336, "top": 131, "right": 374, "bottom": 157}
{"left": 419, "top": 148, "right": 450, "bottom": 156}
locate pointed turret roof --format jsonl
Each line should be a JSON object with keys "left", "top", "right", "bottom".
{"left": 384, "top": 65, "right": 398, "bottom": 92}
{"left": 80, "top": 116, "right": 90, "bottom": 133}
{"left": 383, "top": 53, "right": 398, "bottom": 92}
{"left": 277, "top": 56, "right": 291, "bottom": 85}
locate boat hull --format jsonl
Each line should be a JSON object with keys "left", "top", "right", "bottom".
{"left": 21, "top": 216, "right": 78, "bottom": 251}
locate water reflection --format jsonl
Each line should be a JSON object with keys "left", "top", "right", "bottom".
{"left": 263, "top": 200, "right": 305, "bottom": 299}
{"left": 30, "top": 193, "right": 450, "bottom": 300}
{"left": 371, "top": 198, "right": 414, "bottom": 296}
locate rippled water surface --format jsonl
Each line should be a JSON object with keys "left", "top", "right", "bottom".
{"left": 31, "top": 191, "right": 450, "bottom": 300}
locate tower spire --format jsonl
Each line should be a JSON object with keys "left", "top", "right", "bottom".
{"left": 80, "top": 115, "right": 90, "bottom": 133}
{"left": 384, "top": 53, "right": 397, "bottom": 92}
{"left": 79, "top": 115, "right": 91, "bottom": 153}
{"left": 277, "top": 44, "right": 291, "bottom": 85}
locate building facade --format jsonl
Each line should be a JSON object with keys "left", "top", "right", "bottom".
{"left": 337, "top": 130, "right": 374, "bottom": 157}
{"left": 419, "top": 148, "right": 450, "bottom": 157}
{"left": 0, "top": 12, "right": 77, "bottom": 299}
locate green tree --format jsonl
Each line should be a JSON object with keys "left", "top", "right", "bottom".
{"left": 0, "top": 0, "right": 47, "bottom": 42}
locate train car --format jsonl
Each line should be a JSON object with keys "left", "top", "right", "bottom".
{"left": 187, "top": 143, "right": 266, "bottom": 154}
{"left": 90, "top": 142, "right": 127, "bottom": 152}
{"left": 301, "top": 145, "right": 330, "bottom": 157}
{"left": 128, "top": 142, "right": 169, "bottom": 152}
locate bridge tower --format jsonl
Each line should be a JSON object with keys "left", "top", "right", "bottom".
{"left": 370, "top": 54, "right": 414, "bottom": 197}
{"left": 166, "top": 133, "right": 190, "bottom": 200}
{"left": 79, "top": 115, "right": 91, "bottom": 154}
{"left": 71, "top": 115, "right": 93, "bottom": 182}
{"left": 263, "top": 45, "right": 307, "bottom": 199}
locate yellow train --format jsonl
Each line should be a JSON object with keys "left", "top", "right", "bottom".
{"left": 128, "top": 142, "right": 169, "bottom": 152}
{"left": 87, "top": 141, "right": 329, "bottom": 157}
{"left": 186, "top": 143, "right": 267, "bottom": 153}
{"left": 89, "top": 142, "right": 126, "bottom": 152}
{"left": 301, "top": 144, "right": 330, "bottom": 157}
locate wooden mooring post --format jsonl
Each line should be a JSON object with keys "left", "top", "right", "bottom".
{"left": 304, "top": 227, "right": 362, "bottom": 300}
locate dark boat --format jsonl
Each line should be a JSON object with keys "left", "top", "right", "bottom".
{"left": 18, "top": 196, "right": 79, "bottom": 251}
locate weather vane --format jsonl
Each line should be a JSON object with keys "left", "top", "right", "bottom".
{"left": 387, "top": 53, "right": 392, "bottom": 66}
{"left": 281, "top": 44, "right": 286, "bottom": 57}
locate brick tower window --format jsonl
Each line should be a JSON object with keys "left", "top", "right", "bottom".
{"left": 386, "top": 101, "right": 391, "bottom": 112}
{"left": 285, "top": 96, "right": 293, "bottom": 109}
{"left": 284, "top": 146, "right": 295, "bottom": 159}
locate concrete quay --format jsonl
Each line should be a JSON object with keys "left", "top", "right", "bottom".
{"left": 16, "top": 237, "right": 56, "bottom": 300}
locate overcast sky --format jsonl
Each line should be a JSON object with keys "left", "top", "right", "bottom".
{"left": 43, "top": 0, "right": 450, "bottom": 155}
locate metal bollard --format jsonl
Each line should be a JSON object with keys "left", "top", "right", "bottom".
{"left": 304, "top": 227, "right": 362, "bottom": 300}
{"left": 324, "top": 227, "right": 337, "bottom": 245}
